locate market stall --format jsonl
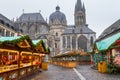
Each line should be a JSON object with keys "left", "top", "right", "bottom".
{"left": 32, "top": 40, "right": 50, "bottom": 70}
{"left": 0, "top": 49, "right": 19, "bottom": 80}
{"left": 76, "top": 49, "right": 91, "bottom": 65}
{"left": 52, "top": 51, "right": 78, "bottom": 68}
{"left": 92, "top": 32, "right": 120, "bottom": 73}
{"left": 0, "top": 36, "right": 49, "bottom": 80}
{"left": 106, "top": 39, "right": 120, "bottom": 73}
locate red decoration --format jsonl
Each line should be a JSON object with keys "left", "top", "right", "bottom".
{"left": 12, "top": 55, "right": 15, "bottom": 60}
{"left": 116, "top": 40, "right": 120, "bottom": 46}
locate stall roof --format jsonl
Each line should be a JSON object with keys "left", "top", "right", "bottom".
{"left": 32, "top": 40, "right": 41, "bottom": 45}
{"left": 0, "top": 36, "right": 49, "bottom": 53}
{"left": 96, "top": 32, "right": 120, "bottom": 51}
{"left": 0, "top": 36, "right": 20, "bottom": 41}
{"left": 32, "top": 40, "right": 47, "bottom": 53}
{"left": 0, "top": 36, "right": 33, "bottom": 48}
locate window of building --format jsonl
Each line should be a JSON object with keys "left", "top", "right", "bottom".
{"left": 90, "top": 36, "right": 94, "bottom": 47}
{"left": 67, "top": 36, "right": 70, "bottom": 48}
{"left": 72, "top": 36, "right": 76, "bottom": 50}
{"left": 48, "top": 37, "right": 52, "bottom": 47}
{"left": 63, "top": 36, "right": 66, "bottom": 48}
{"left": 6, "top": 31, "right": 10, "bottom": 37}
{"left": 0, "top": 20, "right": 5, "bottom": 25}
{"left": 6, "top": 23, "right": 10, "bottom": 27}
{"left": 11, "top": 33, "right": 14, "bottom": 36}
{"left": 55, "top": 43, "right": 57, "bottom": 48}
{"left": 56, "top": 32, "right": 58, "bottom": 36}
{"left": 78, "top": 35, "right": 87, "bottom": 52}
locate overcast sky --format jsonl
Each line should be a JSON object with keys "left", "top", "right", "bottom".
{"left": 0, "top": 0, "right": 120, "bottom": 38}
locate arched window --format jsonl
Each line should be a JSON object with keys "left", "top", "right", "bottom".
{"left": 6, "top": 31, "right": 10, "bottom": 36}
{"left": 48, "top": 37, "right": 52, "bottom": 47}
{"left": 0, "top": 20, "right": 5, "bottom": 25}
{"left": 78, "top": 16, "right": 81, "bottom": 22}
{"left": 78, "top": 35, "right": 87, "bottom": 52}
{"left": 67, "top": 36, "right": 70, "bottom": 48}
{"left": 6, "top": 23, "right": 10, "bottom": 27}
{"left": 72, "top": 36, "right": 76, "bottom": 50}
{"left": 63, "top": 36, "right": 66, "bottom": 48}
{"left": 90, "top": 36, "right": 94, "bottom": 47}
{"left": 22, "top": 25, "right": 28, "bottom": 34}
{"left": 56, "top": 32, "right": 58, "bottom": 36}
{"left": 29, "top": 26, "right": 35, "bottom": 35}
{"left": 55, "top": 43, "right": 57, "bottom": 48}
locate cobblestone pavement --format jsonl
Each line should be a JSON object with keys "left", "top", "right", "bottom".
{"left": 22, "top": 64, "right": 80, "bottom": 80}
{"left": 76, "top": 65, "right": 120, "bottom": 80}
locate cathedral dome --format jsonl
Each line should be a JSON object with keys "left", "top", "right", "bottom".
{"left": 49, "top": 6, "right": 67, "bottom": 26}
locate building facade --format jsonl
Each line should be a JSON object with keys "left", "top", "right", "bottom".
{"left": 49, "top": 0, "right": 96, "bottom": 56}
{"left": 16, "top": 13, "right": 49, "bottom": 39}
{"left": 96, "top": 19, "right": 120, "bottom": 42}
{"left": 0, "top": 14, "right": 23, "bottom": 37}
{"left": 5, "top": 0, "right": 96, "bottom": 56}
{"left": 49, "top": 6, "right": 67, "bottom": 55}
{"left": 15, "top": 13, "right": 49, "bottom": 45}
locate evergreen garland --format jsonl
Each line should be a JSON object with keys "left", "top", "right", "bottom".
{"left": 107, "top": 55, "right": 117, "bottom": 74}
{"left": 46, "top": 47, "right": 50, "bottom": 54}
{"left": 0, "top": 35, "right": 34, "bottom": 46}
{"left": 35, "top": 40, "right": 46, "bottom": 51}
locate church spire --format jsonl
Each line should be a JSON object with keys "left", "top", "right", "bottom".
{"left": 82, "top": 3, "right": 85, "bottom": 13}
{"left": 75, "top": 0, "right": 82, "bottom": 13}
{"left": 74, "top": 0, "right": 86, "bottom": 27}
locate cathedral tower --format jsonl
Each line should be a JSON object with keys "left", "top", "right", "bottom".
{"left": 49, "top": 6, "right": 67, "bottom": 56}
{"left": 74, "top": 0, "right": 86, "bottom": 27}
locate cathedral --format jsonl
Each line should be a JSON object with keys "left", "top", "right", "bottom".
{"left": 16, "top": 0, "right": 96, "bottom": 56}
{"left": 49, "top": 0, "right": 96, "bottom": 56}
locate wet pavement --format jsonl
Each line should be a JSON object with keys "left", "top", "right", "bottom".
{"left": 22, "top": 64, "right": 120, "bottom": 80}
{"left": 76, "top": 65, "right": 120, "bottom": 80}
{"left": 22, "top": 64, "right": 80, "bottom": 80}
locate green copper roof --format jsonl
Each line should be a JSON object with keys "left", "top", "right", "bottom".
{"left": 96, "top": 32, "right": 120, "bottom": 51}
{"left": 0, "top": 36, "right": 20, "bottom": 42}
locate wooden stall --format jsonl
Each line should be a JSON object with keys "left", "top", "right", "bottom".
{"left": 91, "top": 33, "right": 120, "bottom": 73}
{"left": 52, "top": 51, "right": 78, "bottom": 68}
{"left": 0, "top": 36, "right": 49, "bottom": 80}
{"left": 76, "top": 49, "right": 91, "bottom": 65}
{"left": 106, "top": 39, "right": 120, "bottom": 73}
{"left": 32, "top": 40, "right": 50, "bottom": 70}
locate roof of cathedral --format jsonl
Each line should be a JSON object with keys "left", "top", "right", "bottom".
{"left": 62, "top": 25, "right": 95, "bottom": 35}
{"left": 17, "top": 13, "right": 46, "bottom": 23}
{"left": 97, "top": 19, "right": 120, "bottom": 41}
{"left": 0, "top": 14, "right": 14, "bottom": 27}
{"left": 0, "top": 14, "right": 19, "bottom": 31}
{"left": 49, "top": 6, "right": 67, "bottom": 25}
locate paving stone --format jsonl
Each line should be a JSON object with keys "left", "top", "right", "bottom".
{"left": 22, "top": 64, "right": 80, "bottom": 80}
{"left": 76, "top": 65, "right": 120, "bottom": 80}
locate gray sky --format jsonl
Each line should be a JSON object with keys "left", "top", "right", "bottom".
{"left": 0, "top": 0, "right": 120, "bottom": 38}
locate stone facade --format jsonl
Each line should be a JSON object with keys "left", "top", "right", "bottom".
{"left": 0, "top": 14, "right": 23, "bottom": 37}
{"left": 49, "top": 0, "right": 96, "bottom": 56}
{"left": 15, "top": 13, "right": 49, "bottom": 46}
{"left": 49, "top": 6, "right": 67, "bottom": 56}
{"left": 10, "top": 0, "right": 96, "bottom": 56}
